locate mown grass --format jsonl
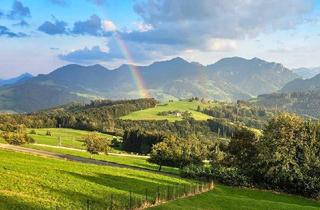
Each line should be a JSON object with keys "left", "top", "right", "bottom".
{"left": 120, "top": 100, "right": 212, "bottom": 122}
{"left": 24, "top": 144, "right": 179, "bottom": 175}
{"left": 0, "top": 149, "right": 193, "bottom": 209}
{"left": 27, "top": 128, "right": 117, "bottom": 150}
{"left": 150, "top": 185, "right": 320, "bottom": 210}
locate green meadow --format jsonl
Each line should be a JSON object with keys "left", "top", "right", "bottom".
{"left": 24, "top": 144, "right": 179, "bottom": 175}
{"left": 27, "top": 128, "right": 116, "bottom": 150}
{"left": 150, "top": 185, "right": 320, "bottom": 210}
{"left": 120, "top": 100, "right": 212, "bottom": 122}
{"left": 0, "top": 149, "right": 192, "bottom": 210}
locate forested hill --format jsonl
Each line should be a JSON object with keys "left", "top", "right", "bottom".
{"left": 0, "top": 57, "right": 298, "bottom": 113}
{"left": 253, "top": 71, "right": 320, "bottom": 118}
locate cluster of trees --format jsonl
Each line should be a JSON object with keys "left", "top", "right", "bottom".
{"left": 179, "top": 113, "right": 320, "bottom": 199}
{"left": 1, "top": 124, "right": 34, "bottom": 145}
{"left": 0, "top": 98, "right": 158, "bottom": 134}
{"left": 200, "top": 101, "right": 276, "bottom": 129}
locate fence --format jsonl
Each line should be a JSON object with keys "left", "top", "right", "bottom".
{"left": 55, "top": 181, "right": 214, "bottom": 210}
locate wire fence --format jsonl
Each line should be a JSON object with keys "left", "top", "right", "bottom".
{"left": 55, "top": 181, "right": 214, "bottom": 210}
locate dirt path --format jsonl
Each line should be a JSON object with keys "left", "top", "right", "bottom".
{"left": 0, "top": 143, "right": 176, "bottom": 177}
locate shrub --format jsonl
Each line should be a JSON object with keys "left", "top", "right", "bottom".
{"left": 181, "top": 164, "right": 251, "bottom": 187}
{"left": 46, "top": 130, "right": 52, "bottom": 136}
{"left": 30, "top": 129, "right": 36, "bottom": 134}
{"left": 2, "top": 125, "right": 35, "bottom": 145}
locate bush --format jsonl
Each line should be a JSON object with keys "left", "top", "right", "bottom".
{"left": 46, "top": 130, "right": 52, "bottom": 136}
{"left": 181, "top": 164, "right": 251, "bottom": 187}
{"left": 2, "top": 125, "right": 35, "bottom": 145}
{"left": 30, "top": 129, "right": 36, "bottom": 134}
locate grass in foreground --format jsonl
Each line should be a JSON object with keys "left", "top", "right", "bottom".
{"left": 120, "top": 100, "right": 212, "bottom": 122}
{"left": 24, "top": 144, "right": 179, "bottom": 175}
{"left": 0, "top": 149, "right": 191, "bottom": 209}
{"left": 27, "top": 128, "right": 117, "bottom": 150}
{"left": 150, "top": 185, "right": 320, "bottom": 210}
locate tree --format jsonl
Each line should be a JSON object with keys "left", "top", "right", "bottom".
{"left": 1, "top": 124, "right": 34, "bottom": 145}
{"left": 226, "top": 127, "right": 260, "bottom": 174}
{"left": 148, "top": 135, "right": 208, "bottom": 171}
{"left": 83, "top": 133, "right": 111, "bottom": 158}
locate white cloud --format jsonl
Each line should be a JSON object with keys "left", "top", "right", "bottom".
{"left": 134, "top": 22, "right": 153, "bottom": 32}
{"left": 102, "top": 20, "right": 116, "bottom": 32}
{"left": 205, "top": 39, "right": 238, "bottom": 52}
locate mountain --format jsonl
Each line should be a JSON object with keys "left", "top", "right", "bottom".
{"left": 292, "top": 67, "right": 320, "bottom": 79}
{"left": 281, "top": 73, "right": 320, "bottom": 93}
{"left": 254, "top": 91, "right": 320, "bottom": 118}
{"left": 254, "top": 71, "right": 320, "bottom": 118}
{"left": 206, "top": 57, "right": 299, "bottom": 97}
{"left": 0, "top": 73, "right": 33, "bottom": 86}
{"left": 0, "top": 57, "right": 299, "bottom": 113}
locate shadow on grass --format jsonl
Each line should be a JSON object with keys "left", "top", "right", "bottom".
{"left": 0, "top": 194, "right": 49, "bottom": 210}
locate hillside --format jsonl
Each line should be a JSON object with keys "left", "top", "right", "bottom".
{"left": 292, "top": 67, "right": 320, "bottom": 79}
{"left": 254, "top": 91, "right": 320, "bottom": 118}
{"left": 121, "top": 100, "right": 212, "bottom": 122}
{"left": 254, "top": 72, "right": 320, "bottom": 118}
{"left": 0, "top": 149, "right": 192, "bottom": 209}
{"left": 0, "top": 73, "right": 33, "bottom": 86}
{"left": 0, "top": 57, "right": 298, "bottom": 113}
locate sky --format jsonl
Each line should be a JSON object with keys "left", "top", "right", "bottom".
{"left": 1, "top": 0, "right": 320, "bottom": 78}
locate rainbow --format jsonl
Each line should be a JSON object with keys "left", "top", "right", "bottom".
{"left": 112, "top": 32, "right": 151, "bottom": 98}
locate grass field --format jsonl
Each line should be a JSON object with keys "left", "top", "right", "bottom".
{"left": 0, "top": 149, "right": 192, "bottom": 209}
{"left": 150, "top": 185, "right": 320, "bottom": 210}
{"left": 24, "top": 144, "right": 179, "bottom": 175}
{"left": 27, "top": 128, "right": 117, "bottom": 150}
{"left": 120, "top": 100, "right": 212, "bottom": 122}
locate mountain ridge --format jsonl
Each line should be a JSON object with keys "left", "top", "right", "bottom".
{"left": 0, "top": 57, "right": 299, "bottom": 113}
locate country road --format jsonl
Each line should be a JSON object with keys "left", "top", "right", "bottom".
{"left": 0, "top": 143, "right": 176, "bottom": 177}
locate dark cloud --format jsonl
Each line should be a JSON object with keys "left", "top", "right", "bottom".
{"left": 0, "top": 25, "right": 27, "bottom": 38}
{"left": 87, "top": 0, "right": 106, "bottom": 6}
{"left": 58, "top": 39, "right": 157, "bottom": 64}
{"left": 58, "top": 46, "right": 115, "bottom": 63}
{"left": 7, "top": 0, "right": 31, "bottom": 20}
{"left": 72, "top": 15, "right": 104, "bottom": 36}
{"left": 127, "top": 0, "right": 315, "bottom": 49}
{"left": 13, "top": 20, "right": 30, "bottom": 27}
{"left": 38, "top": 20, "right": 68, "bottom": 35}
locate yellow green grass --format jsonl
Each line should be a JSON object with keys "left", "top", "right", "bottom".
{"left": 151, "top": 185, "right": 320, "bottom": 210}
{"left": 24, "top": 144, "right": 179, "bottom": 175}
{"left": 27, "top": 128, "right": 116, "bottom": 150}
{"left": 121, "top": 100, "right": 212, "bottom": 122}
{"left": 0, "top": 149, "right": 192, "bottom": 209}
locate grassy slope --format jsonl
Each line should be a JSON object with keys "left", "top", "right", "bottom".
{"left": 28, "top": 128, "right": 116, "bottom": 150}
{"left": 24, "top": 144, "right": 179, "bottom": 175}
{"left": 0, "top": 149, "right": 192, "bottom": 209}
{"left": 150, "top": 185, "right": 320, "bottom": 210}
{"left": 120, "top": 100, "right": 212, "bottom": 122}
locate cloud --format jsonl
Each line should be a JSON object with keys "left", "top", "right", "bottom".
{"left": 38, "top": 19, "right": 68, "bottom": 35}
{"left": 72, "top": 15, "right": 104, "bottom": 36}
{"left": 7, "top": 0, "right": 31, "bottom": 20}
{"left": 126, "top": 0, "right": 314, "bottom": 50}
{"left": 204, "top": 39, "right": 238, "bottom": 52}
{"left": 134, "top": 22, "right": 153, "bottom": 32}
{"left": 58, "top": 38, "right": 161, "bottom": 64}
{"left": 13, "top": 20, "right": 30, "bottom": 27}
{"left": 58, "top": 46, "right": 115, "bottom": 63}
{"left": 0, "top": 25, "right": 27, "bottom": 38}
{"left": 102, "top": 20, "right": 116, "bottom": 32}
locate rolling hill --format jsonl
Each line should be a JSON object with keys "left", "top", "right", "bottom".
{"left": 254, "top": 72, "right": 320, "bottom": 118}
{"left": 0, "top": 73, "right": 33, "bottom": 86}
{"left": 0, "top": 57, "right": 298, "bottom": 112}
